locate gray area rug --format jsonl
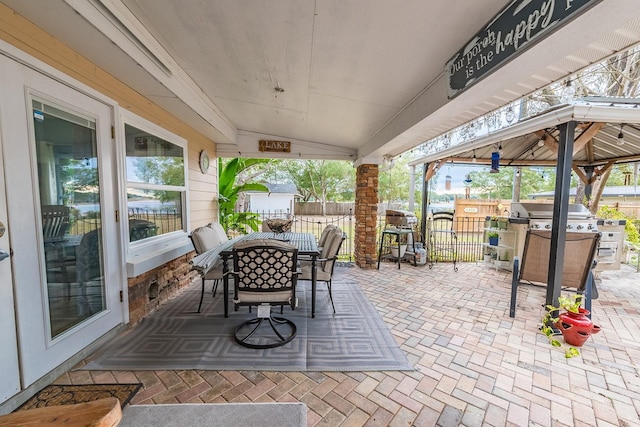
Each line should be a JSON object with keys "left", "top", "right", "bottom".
{"left": 83, "top": 278, "right": 413, "bottom": 371}
{"left": 119, "top": 403, "right": 306, "bottom": 427}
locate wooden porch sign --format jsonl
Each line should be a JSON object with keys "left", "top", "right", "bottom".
{"left": 259, "top": 140, "right": 291, "bottom": 153}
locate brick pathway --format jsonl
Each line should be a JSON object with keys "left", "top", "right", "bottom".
{"left": 57, "top": 262, "right": 640, "bottom": 426}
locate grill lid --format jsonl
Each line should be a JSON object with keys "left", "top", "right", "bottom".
{"left": 510, "top": 202, "right": 593, "bottom": 219}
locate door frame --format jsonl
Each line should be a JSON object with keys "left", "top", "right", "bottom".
{"left": 0, "top": 45, "right": 127, "bottom": 388}
{"left": 0, "top": 102, "right": 21, "bottom": 404}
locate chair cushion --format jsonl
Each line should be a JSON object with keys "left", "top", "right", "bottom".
{"left": 208, "top": 222, "right": 229, "bottom": 243}
{"left": 300, "top": 265, "right": 332, "bottom": 281}
{"left": 204, "top": 265, "right": 224, "bottom": 280}
{"left": 300, "top": 227, "right": 343, "bottom": 280}
{"left": 235, "top": 291, "right": 292, "bottom": 304}
{"left": 318, "top": 224, "right": 338, "bottom": 248}
{"left": 191, "top": 225, "right": 223, "bottom": 254}
{"left": 320, "top": 228, "right": 343, "bottom": 264}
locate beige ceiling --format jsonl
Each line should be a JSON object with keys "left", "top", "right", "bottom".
{"left": 4, "top": 0, "right": 640, "bottom": 164}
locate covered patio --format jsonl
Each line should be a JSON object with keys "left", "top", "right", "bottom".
{"left": 58, "top": 262, "right": 640, "bottom": 426}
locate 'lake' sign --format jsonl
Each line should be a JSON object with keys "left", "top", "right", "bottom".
{"left": 445, "top": 0, "right": 601, "bottom": 99}
{"left": 259, "top": 140, "right": 291, "bottom": 153}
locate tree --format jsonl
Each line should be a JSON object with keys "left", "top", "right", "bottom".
{"left": 278, "top": 160, "right": 355, "bottom": 215}
{"left": 468, "top": 167, "right": 558, "bottom": 200}
{"left": 133, "top": 157, "right": 184, "bottom": 203}
{"left": 378, "top": 157, "right": 412, "bottom": 209}
{"left": 526, "top": 46, "right": 640, "bottom": 214}
{"left": 218, "top": 158, "right": 271, "bottom": 233}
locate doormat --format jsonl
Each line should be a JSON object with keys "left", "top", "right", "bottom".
{"left": 17, "top": 383, "right": 142, "bottom": 411}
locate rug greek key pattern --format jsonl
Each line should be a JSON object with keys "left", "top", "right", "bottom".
{"left": 83, "top": 280, "right": 412, "bottom": 371}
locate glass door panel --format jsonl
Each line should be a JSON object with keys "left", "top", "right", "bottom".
{"left": 33, "top": 99, "right": 105, "bottom": 338}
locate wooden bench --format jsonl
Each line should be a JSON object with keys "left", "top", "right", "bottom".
{"left": 0, "top": 397, "right": 121, "bottom": 427}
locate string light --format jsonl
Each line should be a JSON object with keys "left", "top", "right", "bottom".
{"left": 563, "top": 79, "right": 575, "bottom": 103}
{"left": 505, "top": 106, "right": 515, "bottom": 124}
{"left": 537, "top": 135, "right": 546, "bottom": 147}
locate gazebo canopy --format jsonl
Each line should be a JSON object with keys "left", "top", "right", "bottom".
{"left": 409, "top": 97, "right": 640, "bottom": 171}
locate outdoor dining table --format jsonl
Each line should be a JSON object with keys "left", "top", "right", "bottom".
{"left": 190, "top": 231, "right": 320, "bottom": 318}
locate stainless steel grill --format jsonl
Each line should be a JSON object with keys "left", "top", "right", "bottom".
{"left": 510, "top": 201, "right": 625, "bottom": 272}
{"left": 510, "top": 202, "right": 598, "bottom": 232}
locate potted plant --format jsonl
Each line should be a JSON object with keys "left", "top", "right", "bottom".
{"left": 496, "top": 252, "right": 510, "bottom": 269}
{"left": 489, "top": 216, "right": 499, "bottom": 228}
{"left": 497, "top": 217, "right": 508, "bottom": 230}
{"left": 487, "top": 232, "right": 499, "bottom": 246}
{"left": 541, "top": 294, "right": 601, "bottom": 358}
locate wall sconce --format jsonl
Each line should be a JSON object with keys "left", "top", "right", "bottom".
{"left": 472, "top": 150, "right": 477, "bottom": 163}
{"left": 617, "top": 124, "right": 625, "bottom": 146}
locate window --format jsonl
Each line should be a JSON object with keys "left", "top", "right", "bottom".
{"left": 124, "top": 122, "right": 187, "bottom": 243}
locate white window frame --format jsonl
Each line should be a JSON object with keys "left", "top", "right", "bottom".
{"left": 117, "top": 109, "right": 192, "bottom": 277}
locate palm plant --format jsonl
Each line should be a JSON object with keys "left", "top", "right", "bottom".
{"left": 218, "top": 158, "right": 270, "bottom": 234}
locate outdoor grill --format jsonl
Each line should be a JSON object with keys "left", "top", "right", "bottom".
{"left": 510, "top": 201, "right": 625, "bottom": 272}
{"left": 385, "top": 209, "right": 418, "bottom": 227}
{"left": 510, "top": 202, "right": 598, "bottom": 232}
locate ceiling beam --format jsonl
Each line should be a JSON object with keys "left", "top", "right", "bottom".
{"left": 573, "top": 122, "right": 605, "bottom": 155}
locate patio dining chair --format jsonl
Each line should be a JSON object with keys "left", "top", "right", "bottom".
{"left": 317, "top": 224, "right": 338, "bottom": 251}
{"left": 509, "top": 230, "right": 601, "bottom": 318}
{"left": 300, "top": 226, "right": 345, "bottom": 314}
{"left": 231, "top": 239, "right": 299, "bottom": 349}
{"left": 189, "top": 223, "right": 228, "bottom": 312}
{"left": 42, "top": 205, "right": 70, "bottom": 243}
{"left": 75, "top": 228, "right": 102, "bottom": 316}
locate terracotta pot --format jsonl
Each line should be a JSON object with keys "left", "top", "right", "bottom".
{"left": 555, "top": 308, "right": 601, "bottom": 347}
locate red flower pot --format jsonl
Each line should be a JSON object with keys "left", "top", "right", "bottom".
{"left": 555, "top": 308, "right": 601, "bottom": 347}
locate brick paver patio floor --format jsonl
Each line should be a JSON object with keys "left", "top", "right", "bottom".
{"left": 57, "top": 261, "right": 640, "bottom": 426}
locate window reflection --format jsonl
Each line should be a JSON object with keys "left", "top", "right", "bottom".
{"left": 124, "top": 124, "right": 186, "bottom": 241}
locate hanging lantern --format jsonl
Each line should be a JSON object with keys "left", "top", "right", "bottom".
{"left": 445, "top": 175, "right": 452, "bottom": 191}
{"left": 490, "top": 151, "right": 500, "bottom": 173}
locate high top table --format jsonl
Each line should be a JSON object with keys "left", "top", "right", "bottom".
{"left": 192, "top": 232, "right": 320, "bottom": 318}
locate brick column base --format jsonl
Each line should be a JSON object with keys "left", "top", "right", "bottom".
{"left": 354, "top": 164, "right": 379, "bottom": 269}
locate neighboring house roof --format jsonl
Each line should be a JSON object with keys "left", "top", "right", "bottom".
{"left": 530, "top": 185, "right": 640, "bottom": 198}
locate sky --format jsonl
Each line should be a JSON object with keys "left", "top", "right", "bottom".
{"left": 431, "top": 164, "right": 491, "bottom": 194}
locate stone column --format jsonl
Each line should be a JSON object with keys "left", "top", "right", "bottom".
{"left": 354, "top": 164, "right": 379, "bottom": 268}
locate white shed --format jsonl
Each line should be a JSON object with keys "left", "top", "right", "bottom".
{"left": 245, "top": 184, "right": 299, "bottom": 217}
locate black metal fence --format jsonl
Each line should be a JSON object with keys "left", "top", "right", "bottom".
{"left": 67, "top": 207, "right": 183, "bottom": 238}
{"left": 248, "top": 210, "right": 488, "bottom": 264}
{"left": 249, "top": 210, "right": 355, "bottom": 262}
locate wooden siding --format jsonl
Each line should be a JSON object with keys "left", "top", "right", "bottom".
{"left": 0, "top": 3, "right": 218, "bottom": 229}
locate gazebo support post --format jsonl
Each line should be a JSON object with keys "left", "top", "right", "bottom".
{"left": 546, "top": 121, "right": 576, "bottom": 308}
